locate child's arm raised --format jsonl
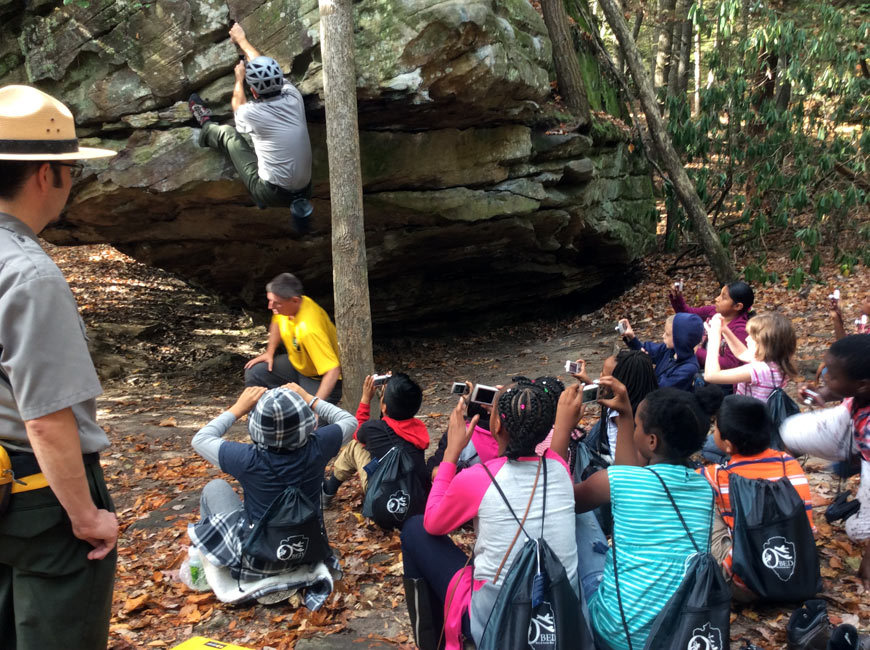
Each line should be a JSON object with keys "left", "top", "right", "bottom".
{"left": 704, "top": 317, "right": 752, "bottom": 385}
{"left": 192, "top": 386, "right": 267, "bottom": 466}
{"left": 551, "top": 384, "right": 585, "bottom": 462}
{"left": 598, "top": 376, "right": 644, "bottom": 466}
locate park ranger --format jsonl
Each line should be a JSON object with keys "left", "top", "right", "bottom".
{"left": 0, "top": 85, "right": 118, "bottom": 649}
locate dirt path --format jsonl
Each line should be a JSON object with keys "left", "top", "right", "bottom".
{"left": 47, "top": 242, "right": 870, "bottom": 649}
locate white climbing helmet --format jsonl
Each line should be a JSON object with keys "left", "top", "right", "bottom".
{"left": 244, "top": 56, "right": 284, "bottom": 96}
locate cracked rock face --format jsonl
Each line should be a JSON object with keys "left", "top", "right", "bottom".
{"left": 2, "top": 0, "right": 656, "bottom": 325}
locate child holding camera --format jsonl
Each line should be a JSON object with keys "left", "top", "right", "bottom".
{"left": 703, "top": 311, "right": 796, "bottom": 401}
{"left": 400, "top": 378, "right": 578, "bottom": 650}
{"left": 321, "top": 373, "right": 429, "bottom": 508}
{"left": 670, "top": 281, "right": 755, "bottom": 379}
{"left": 618, "top": 314, "right": 705, "bottom": 393}
{"left": 781, "top": 335, "right": 870, "bottom": 586}
{"left": 564, "top": 378, "right": 722, "bottom": 649}
{"left": 699, "top": 395, "right": 814, "bottom": 601}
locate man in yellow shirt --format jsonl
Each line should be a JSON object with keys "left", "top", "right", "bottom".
{"left": 244, "top": 273, "right": 342, "bottom": 403}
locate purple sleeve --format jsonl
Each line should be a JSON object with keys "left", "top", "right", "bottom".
{"left": 670, "top": 294, "right": 718, "bottom": 317}
{"left": 424, "top": 460, "right": 505, "bottom": 535}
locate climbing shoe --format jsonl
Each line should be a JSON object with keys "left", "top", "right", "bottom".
{"left": 188, "top": 93, "right": 212, "bottom": 125}
{"left": 291, "top": 198, "right": 313, "bottom": 234}
{"left": 788, "top": 599, "right": 833, "bottom": 650}
{"left": 829, "top": 624, "right": 870, "bottom": 650}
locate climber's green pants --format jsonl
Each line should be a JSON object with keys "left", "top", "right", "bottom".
{"left": 199, "top": 122, "right": 309, "bottom": 208}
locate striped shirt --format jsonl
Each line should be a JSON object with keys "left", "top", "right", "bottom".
{"left": 700, "top": 450, "right": 814, "bottom": 586}
{"left": 588, "top": 464, "right": 714, "bottom": 650}
{"left": 735, "top": 361, "right": 786, "bottom": 401}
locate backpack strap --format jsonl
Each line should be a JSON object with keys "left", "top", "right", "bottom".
{"left": 645, "top": 467, "right": 702, "bottom": 554}
{"left": 481, "top": 458, "right": 542, "bottom": 584}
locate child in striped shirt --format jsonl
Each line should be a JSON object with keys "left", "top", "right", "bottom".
{"left": 703, "top": 311, "right": 797, "bottom": 400}
{"left": 700, "top": 395, "right": 814, "bottom": 601}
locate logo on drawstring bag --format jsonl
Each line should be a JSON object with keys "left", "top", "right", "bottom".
{"left": 761, "top": 535, "right": 796, "bottom": 581}
{"left": 527, "top": 600, "right": 556, "bottom": 649}
{"left": 687, "top": 622, "right": 724, "bottom": 650}
{"left": 386, "top": 490, "right": 410, "bottom": 520}
{"left": 276, "top": 535, "right": 309, "bottom": 561}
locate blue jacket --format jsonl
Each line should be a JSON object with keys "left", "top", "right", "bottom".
{"left": 627, "top": 313, "right": 705, "bottom": 392}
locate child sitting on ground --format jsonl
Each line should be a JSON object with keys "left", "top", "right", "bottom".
{"left": 781, "top": 334, "right": 870, "bottom": 586}
{"left": 618, "top": 313, "right": 705, "bottom": 392}
{"left": 572, "top": 352, "right": 658, "bottom": 457}
{"left": 322, "top": 373, "right": 429, "bottom": 507}
{"left": 700, "top": 394, "right": 814, "bottom": 601}
{"left": 704, "top": 311, "right": 796, "bottom": 400}
{"left": 557, "top": 378, "right": 722, "bottom": 650}
{"left": 670, "top": 281, "right": 755, "bottom": 385}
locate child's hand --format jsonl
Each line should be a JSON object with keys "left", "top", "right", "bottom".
{"left": 619, "top": 319, "right": 634, "bottom": 340}
{"left": 229, "top": 386, "right": 267, "bottom": 418}
{"left": 445, "top": 396, "right": 477, "bottom": 464}
{"left": 597, "top": 376, "right": 631, "bottom": 416}
{"left": 571, "top": 359, "right": 592, "bottom": 385}
{"left": 556, "top": 384, "right": 585, "bottom": 433}
{"left": 705, "top": 314, "right": 724, "bottom": 337}
{"left": 360, "top": 374, "right": 378, "bottom": 405}
{"left": 668, "top": 283, "right": 684, "bottom": 303}
{"left": 282, "top": 382, "right": 313, "bottom": 404}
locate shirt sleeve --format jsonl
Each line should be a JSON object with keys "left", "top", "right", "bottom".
{"left": 0, "top": 275, "right": 102, "bottom": 421}
{"left": 302, "top": 328, "right": 340, "bottom": 376}
{"left": 191, "top": 411, "right": 236, "bottom": 467}
{"left": 233, "top": 104, "right": 253, "bottom": 134}
{"left": 312, "top": 399, "right": 357, "bottom": 445}
{"left": 352, "top": 402, "right": 370, "bottom": 441}
{"left": 424, "top": 462, "right": 494, "bottom": 535}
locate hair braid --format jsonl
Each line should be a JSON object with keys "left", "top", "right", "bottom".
{"left": 498, "top": 382, "right": 556, "bottom": 459}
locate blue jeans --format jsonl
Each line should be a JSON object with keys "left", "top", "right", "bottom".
{"left": 575, "top": 511, "right": 608, "bottom": 601}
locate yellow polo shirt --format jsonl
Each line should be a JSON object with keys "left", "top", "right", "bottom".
{"left": 273, "top": 296, "right": 340, "bottom": 378}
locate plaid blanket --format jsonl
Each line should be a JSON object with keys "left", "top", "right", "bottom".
{"left": 188, "top": 509, "right": 341, "bottom": 594}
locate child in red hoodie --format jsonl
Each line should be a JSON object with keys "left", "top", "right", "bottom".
{"left": 321, "top": 372, "right": 430, "bottom": 507}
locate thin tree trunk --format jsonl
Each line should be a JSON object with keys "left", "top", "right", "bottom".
{"left": 596, "top": 0, "right": 738, "bottom": 284}
{"left": 319, "top": 0, "right": 374, "bottom": 408}
{"left": 677, "top": 13, "right": 692, "bottom": 95}
{"left": 654, "top": 0, "right": 677, "bottom": 93}
{"left": 650, "top": 0, "right": 660, "bottom": 77}
{"left": 541, "top": 0, "right": 592, "bottom": 124}
{"left": 694, "top": 0, "right": 702, "bottom": 114}
{"left": 667, "top": 0, "right": 689, "bottom": 100}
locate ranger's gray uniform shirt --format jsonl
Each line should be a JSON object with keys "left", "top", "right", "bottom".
{"left": 0, "top": 211, "right": 108, "bottom": 454}
{"left": 234, "top": 82, "right": 312, "bottom": 191}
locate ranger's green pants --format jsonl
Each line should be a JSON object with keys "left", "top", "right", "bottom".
{"left": 0, "top": 460, "right": 116, "bottom": 650}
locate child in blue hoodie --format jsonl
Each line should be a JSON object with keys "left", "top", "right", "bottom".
{"left": 618, "top": 313, "right": 705, "bottom": 392}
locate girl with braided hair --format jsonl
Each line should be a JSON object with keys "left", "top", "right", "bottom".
{"left": 400, "top": 380, "right": 580, "bottom": 650}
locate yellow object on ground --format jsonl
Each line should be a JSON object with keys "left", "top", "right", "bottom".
{"left": 171, "top": 637, "right": 253, "bottom": 650}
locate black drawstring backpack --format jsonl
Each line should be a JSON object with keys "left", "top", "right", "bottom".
{"left": 362, "top": 446, "right": 425, "bottom": 530}
{"left": 477, "top": 458, "right": 594, "bottom": 650}
{"left": 766, "top": 387, "right": 800, "bottom": 449}
{"left": 613, "top": 468, "right": 730, "bottom": 650}
{"left": 241, "top": 485, "right": 330, "bottom": 567}
{"left": 727, "top": 459, "right": 821, "bottom": 602}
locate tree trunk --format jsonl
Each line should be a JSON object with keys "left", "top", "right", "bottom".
{"left": 541, "top": 0, "right": 592, "bottom": 124}
{"left": 667, "top": 0, "right": 689, "bottom": 100}
{"left": 654, "top": 0, "right": 677, "bottom": 93}
{"left": 677, "top": 12, "right": 692, "bottom": 95}
{"left": 693, "top": 0, "right": 701, "bottom": 114}
{"left": 650, "top": 0, "right": 659, "bottom": 77}
{"left": 319, "top": 0, "right": 374, "bottom": 408}
{"left": 596, "top": 0, "right": 738, "bottom": 284}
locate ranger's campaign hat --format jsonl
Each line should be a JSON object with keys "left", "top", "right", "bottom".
{"left": 0, "top": 85, "right": 115, "bottom": 160}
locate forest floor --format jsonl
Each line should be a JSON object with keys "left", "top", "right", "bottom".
{"left": 46, "top": 231, "right": 870, "bottom": 650}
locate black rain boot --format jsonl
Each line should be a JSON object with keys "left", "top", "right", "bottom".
{"left": 403, "top": 577, "right": 442, "bottom": 650}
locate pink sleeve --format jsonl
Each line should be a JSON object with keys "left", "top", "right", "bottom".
{"left": 544, "top": 448, "right": 570, "bottom": 474}
{"left": 424, "top": 460, "right": 505, "bottom": 535}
